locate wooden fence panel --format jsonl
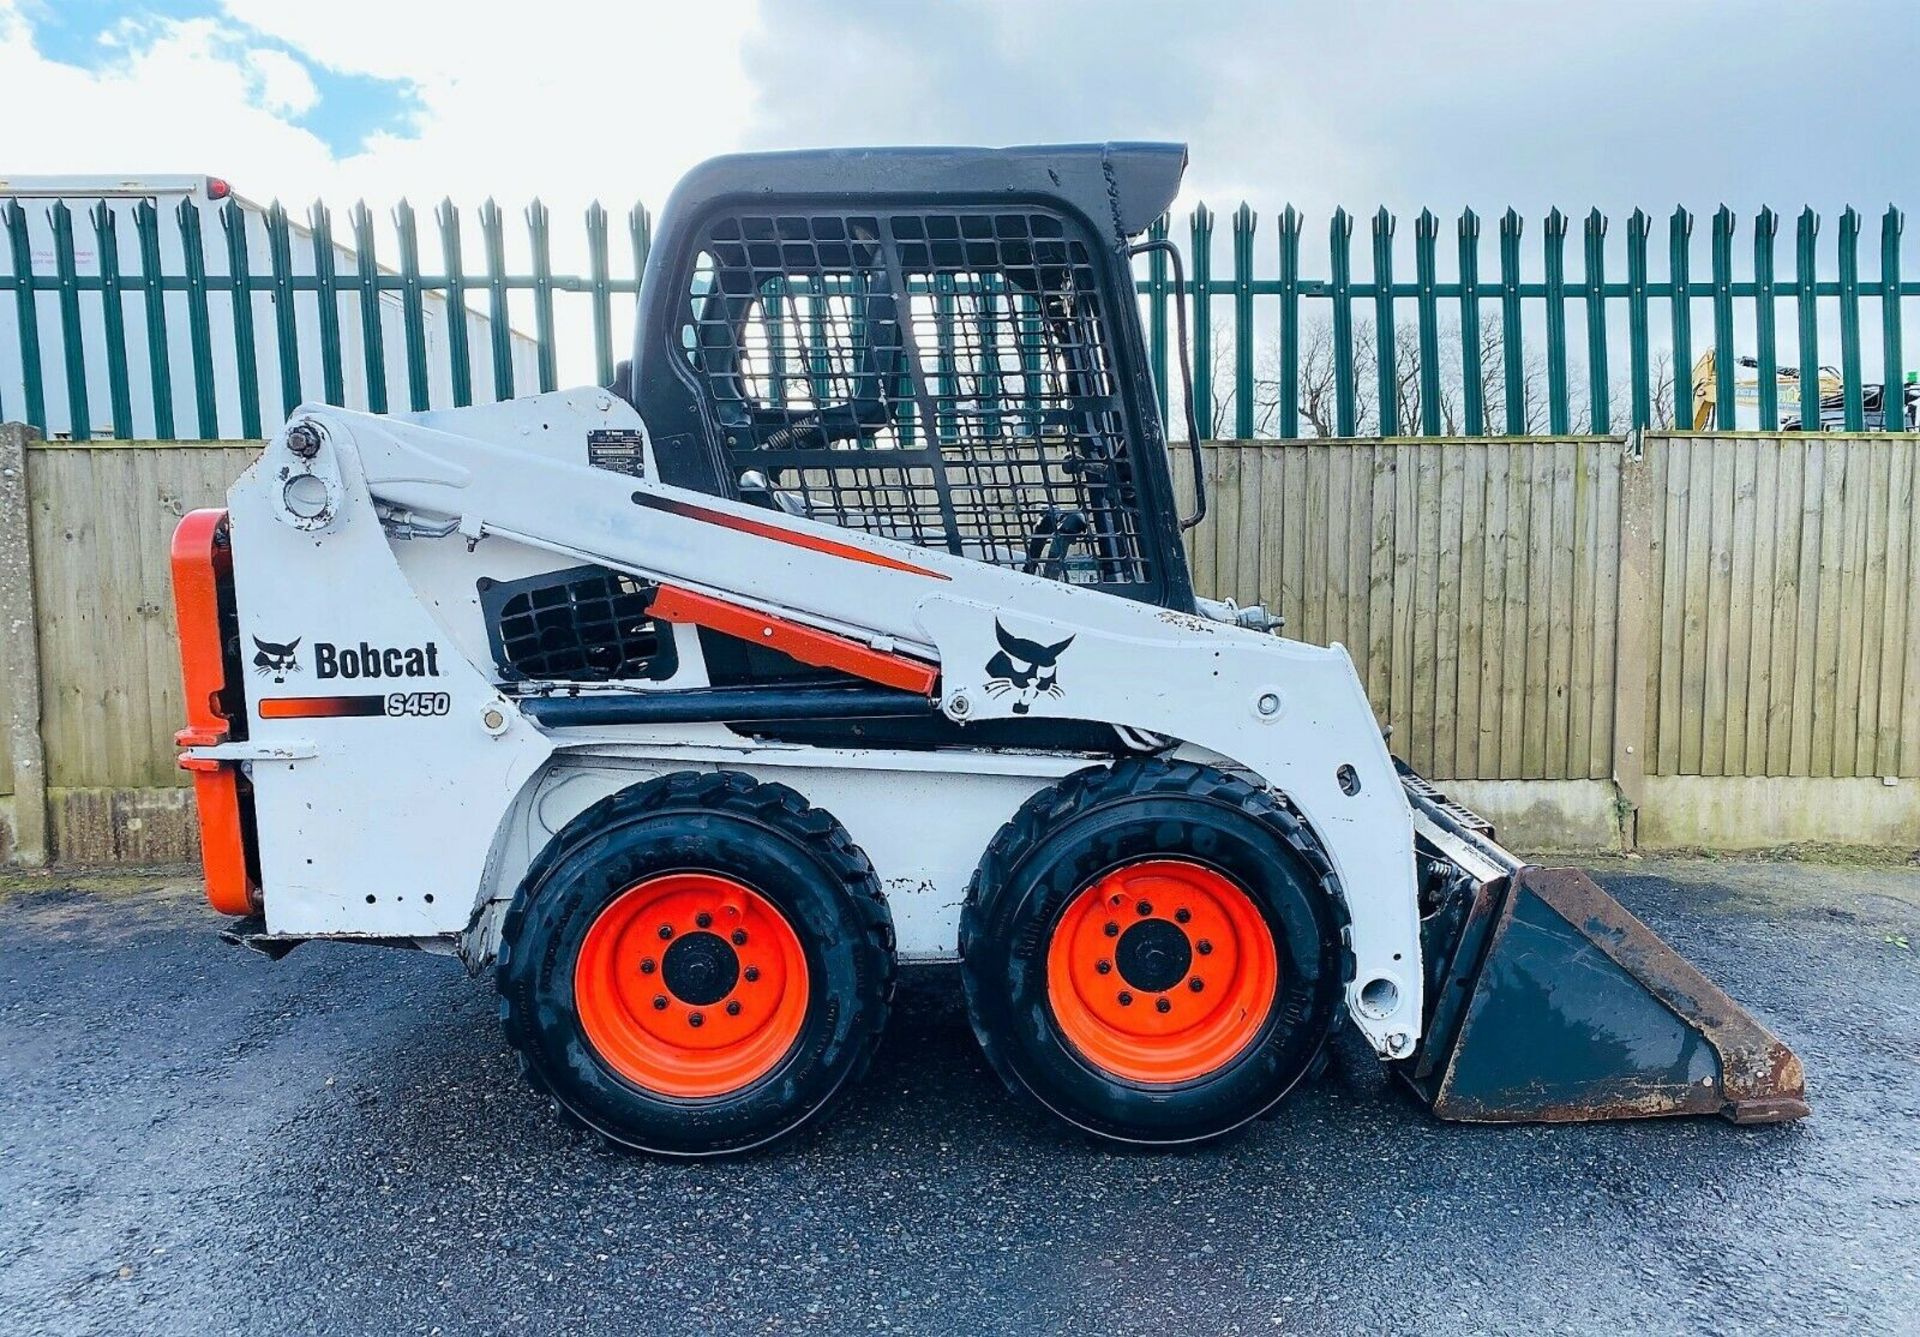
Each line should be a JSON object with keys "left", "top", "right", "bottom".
{"left": 26, "top": 442, "right": 256, "bottom": 791}
{"left": 1640, "top": 434, "right": 1920, "bottom": 778}
{"left": 1186, "top": 438, "right": 1622, "bottom": 781}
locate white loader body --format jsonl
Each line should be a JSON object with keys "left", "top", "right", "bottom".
{"left": 191, "top": 388, "right": 1427, "bottom": 1058}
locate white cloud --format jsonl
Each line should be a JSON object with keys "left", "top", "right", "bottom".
{"left": 0, "top": 6, "right": 337, "bottom": 183}
{"left": 0, "top": 0, "right": 764, "bottom": 217}
{"left": 243, "top": 45, "right": 316, "bottom": 116}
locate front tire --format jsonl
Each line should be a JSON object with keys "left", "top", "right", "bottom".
{"left": 497, "top": 771, "right": 894, "bottom": 1157}
{"left": 960, "top": 758, "right": 1347, "bottom": 1146}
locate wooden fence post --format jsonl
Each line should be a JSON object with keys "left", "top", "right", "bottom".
{"left": 0, "top": 422, "right": 48, "bottom": 866}
{"left": 1610, "top": 429, "right": 1654, "bottom": 850}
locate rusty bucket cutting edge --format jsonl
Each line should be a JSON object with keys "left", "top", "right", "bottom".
{"left": 1402, "top": 866, "right": 1809, "bottom": 1125}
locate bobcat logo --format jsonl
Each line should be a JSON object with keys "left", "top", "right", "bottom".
{"left": 252, "top": 636, "right": 301, "bottom": 683}
{"left": 984, "top": 620, "right": 1074, "bottom": 715}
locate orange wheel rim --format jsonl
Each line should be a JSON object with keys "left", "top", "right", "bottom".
{"left": 574, "top": 872, "right": 810, "bottom": 1098}
{"left": 1046, "top": 859, "right": 1278, "bottom": 1084}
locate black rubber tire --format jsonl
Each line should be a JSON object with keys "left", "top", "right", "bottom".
{"left": 497, "top": 770, "right": 895, "bottom": 1157}
{"left": 959, "top": 757, "right": 1348, "bottom": 1146}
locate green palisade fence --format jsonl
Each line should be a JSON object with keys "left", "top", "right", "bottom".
{"left": 0, "top": 196, "right": 1913, "bottom": 440}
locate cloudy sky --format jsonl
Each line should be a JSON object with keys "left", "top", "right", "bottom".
{"left": 5, "top": 0, "right": 1915, "bottom": 221}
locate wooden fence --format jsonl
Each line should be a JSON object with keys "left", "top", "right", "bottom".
{"left": 3, "top": 427, "right": 1918, "bottom": 865}
{"left": 1175, "top": 435, "right": 1920, "bottom": 786}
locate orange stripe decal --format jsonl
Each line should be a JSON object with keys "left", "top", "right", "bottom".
{"left": 636, "top": 494, "right": 951, "bottom": 581}
{"left": 258, "top": 695, "right": 387, "bottom": 719}
{"left": 649, "top": 585, "right": 940, "bottom": 696}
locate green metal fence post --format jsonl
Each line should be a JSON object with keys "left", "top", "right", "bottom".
{"left": 1414, "top": 209, "right": 1441, "bottom": 435}
{"left": 1498, "top": 208, "right": 1525, "bottom": 435}
{"left": 1330, "top": 209, "right": 1356, "bottom": 436}
{"left": 586, "top": 202, "right": 614, "bottom": 388}
{"left": 1232, "top": 203, "right": 1256, "bottom": 437}
{"left": 1190, "top": 203, "right": 1214, "bottom": 438}
{"left": 1882, "top": 206, "right": 1905, "bottom": 431}
{"left": 1669, "top": 207, "right": 1694, "bottom": 430}
{"left": 527, "top": 200, "right": 558, "bottom": 394}
{"left": 481, "top": 199, "right": 514, "bottom": 402}
{"left": 2, "top": 204, "right": 41, "bottom": 431}
{"left": 1583, "top": 209, "right": 1610, "bottom": 433}
{"left": 351, "top": 202, "right": 389, "bottom": 414}
{"left": 1458, "top": 209, "right": 1484, "bottom": 436}
{"left": 176, "top": 198, "right": 218, "bottom": 438}
{"left": 1710, "top": 205, "right": 1736, "bottom": 430}
{"left": 1626, "top": 209, "right": 1651, "bottom": 430}
{"left": 1372, "top": 208, "right": 1398, "bottom": 436}
{"left": 436, "top": 199, "right": 473, "bottom": 408}
{"left": 1543, "top": 207, "right": 1570, "bottom": 434}
{"left": 308, "top": 202, "right": 346, "bottom": 407}
{"left": 49, "top": 202, "right": 90, "bottom": 440}
{"left": 221, "top": 197, "right": 262, "bottom": 438}
{"left": 393, "top": 200, "right": 430, "bottom": 412}
{"left": 933, "top": 271, "right": 958, "bottom": 438}
{"left": 975, "top": 272, "right": 1002, "bottom": 439}
{"left": 1795, "top": 209, "right": 1821, "bottom": 431}
{"left": 1147, "top": 215, "right": 1169, "bottom": 422}
{"left": 265, "top": 202, "right": 304, "bottom": 417}
{"left": 132, "top": 201, "right": 174, "bottom": 437}
{"left": 1278, "top": 205, "right": 1302, "bottom": 439}
{"left": 1753, "top": 207, "right": 1780, "bottom": 429}
{"left": 1838, "top": 207, "right": 1864, "bottom": 430}
{"left": 91, "top": 203, "right": 134, "bottom": 438}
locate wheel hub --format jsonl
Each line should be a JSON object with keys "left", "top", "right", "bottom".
{"left": 1114, "top": 918, "right": 1192, "bottom": 993}
{"left": 661, "top": 931, "right": 739, "bottom": 1005}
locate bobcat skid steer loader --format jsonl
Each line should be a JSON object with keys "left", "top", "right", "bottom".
{"left": 170, "top": 144, "right": 1807, "bottom": 1155}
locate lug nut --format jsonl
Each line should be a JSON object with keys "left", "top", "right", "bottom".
{"left": 696, "top": 911, "right": 713, "bottom": 929}
{"left": 1103, "top": 922, "right": 1119, "bottom": 938}
{"left": 658, "top": 924, "right": 674, "bottom": 940}
{"left": 640, "top": 959, "right": 656, "bottom": 975}
{"left": 1196, "top": 939, "right": 1214, "bottom": 956}
{"left": 1117, "top": 991, "right": 1134, "bottom": 1007}
{"left": 652, "top": 995, "right": 668, "bottom": 1011}
{"left": 731, "top": 929, "right": 748, "bottom": 946}
{"left": 1135, "top": 900, "right": 1153, "bottom": 916}
{"left": 726, "top": 1000, "right": 742, "bottom": 1016}
{"left": 1189, "top": 977, "right": 1205, "bottom": 993}
{"left": 1175, "top": 907, "right": 1191, "bottom": 924}
{"left": 1156, "top": 997, "right": 1172, "bottom": 1013}
{"left": 688, "top": 1012, "right": 704, "bottom": 1028}
{"left": 1095, "top": 960, "right": 1112, "bottom": 975}
{"left": 744, "top": 966, "right": 761, "bottom": 982}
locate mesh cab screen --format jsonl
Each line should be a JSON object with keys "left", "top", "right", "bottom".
{"left": 678, "top": 206, "right": 1152, "bottom": 588}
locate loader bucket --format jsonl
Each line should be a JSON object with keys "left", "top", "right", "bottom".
{"left": 1404, "top": 866, "right": 1808, "bottom": 1125}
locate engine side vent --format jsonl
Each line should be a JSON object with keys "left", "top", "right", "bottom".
{"left": 478, "top": 566, "right": 678, "bottom": 683}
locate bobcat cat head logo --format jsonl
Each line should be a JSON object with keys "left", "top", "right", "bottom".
{"left": 252, "top": 636, "right": 301, "bottom": 683}
{"left": 984, "top": 620, "right": 1074, "bottom": 715}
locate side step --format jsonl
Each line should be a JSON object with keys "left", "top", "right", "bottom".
{"left": 1405, "top": 866, "right": 1809, "bottom": 1125}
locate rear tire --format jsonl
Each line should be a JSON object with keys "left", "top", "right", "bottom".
{"left": 960, "top": 758, "right": 1347, "bottom": 1146}
{"left": 497, "top": 770, "right": 894, "bottom": 1157}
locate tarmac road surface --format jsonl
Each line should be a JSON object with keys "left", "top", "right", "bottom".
{"left": 1, "top": 856, "right": 1915, "bottom": 1334}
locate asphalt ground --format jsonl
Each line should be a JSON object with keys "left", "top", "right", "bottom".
{"left": 1, "top": 856, "right": 1916, "bottom": 1335}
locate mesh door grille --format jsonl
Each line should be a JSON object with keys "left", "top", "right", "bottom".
{"left": 679, "top": 206, "right": 1151, "bottom": 587}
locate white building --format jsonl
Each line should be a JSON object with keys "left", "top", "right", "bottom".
{"left": 0, "top": 174, "right": 542, "bottom": 440}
